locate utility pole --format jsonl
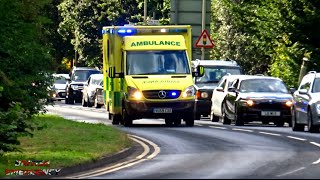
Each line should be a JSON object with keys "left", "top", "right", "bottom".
{"left": 298, "top": 57, "right": 310, "bottom": 85}
{"left": 201, "top": 0, "right": 206, "bottom": 60}
{"left": 144, "top": 0, "right": 147, "bottom": 24}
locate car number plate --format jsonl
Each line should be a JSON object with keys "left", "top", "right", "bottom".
{"left": 153, "top": 108, "right": 172, "bottom": 113}
{"left": 261, "top": 111, "right": 280, "bottom": 116}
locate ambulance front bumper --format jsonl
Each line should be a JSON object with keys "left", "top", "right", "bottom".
{"left": 124, "top": 100, "right": 195, "bottom": 119}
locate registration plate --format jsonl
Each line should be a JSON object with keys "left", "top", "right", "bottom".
{"left": 261, "top": 111, "right": 280, "bottom": 116}
{"left": 153, "top": 108, "right": 172, "bottom": 113}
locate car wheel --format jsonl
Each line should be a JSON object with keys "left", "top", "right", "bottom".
{"left": 165, "top": 118, "right": 174, "bottom": 126}
{"left": 184, "top": 113, "right": 194, "bottom": 127}
{"left": 275, "top": 120, "right": 284, "bottom": 127}
{"left": 111, "top": 114, "right": 121, "bottom": 125}
{"left": 222, "top": 103, "right": 231, "bottom": 125}
{"left": 307, "top": 110, "right": 319, "bottom": 133}
{"left": 195, "top": 113, "right": 201, "bottom": 120}
{"left": 82, "top": 95, "right": 87, "bottom": 107}
{"left": 87, "top": 95, "right": 93, "bottom": 107}
{"left": 210, "top": 112, "right": 219, "bottom": 122}
{"left": 122, "top": 108, "right": 133, "bottom": 127}
{"left": 292, "top": 109, "right": 304, "bottom": 131}
{"left": 94, "top": 96, "right": 102, "bottom": 108}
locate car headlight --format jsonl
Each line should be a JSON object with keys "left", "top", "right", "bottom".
{"left": 182, "top": 85, "right": 195, "bottom": 98}
{"left": 71, "top": 85, "right": 79, "bottom": 90}
{"left": 240, "top": 99, "right": 254, "bottom": 106}
{"left": 196, "top": 91, "right": 209, "bottom": 99}
{"left": 316, "top": 104, "right": 320, "bottom": 115}
{"left": 285, "top": 100, "right": 293, "bottom": 107}
{"left": 127, "top": 86, "right": 143, "bottom": 99}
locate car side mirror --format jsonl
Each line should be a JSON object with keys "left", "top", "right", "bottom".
{"left": 289, "top": 87, "right": 296, "bottom": 94}
{"left": 192, "top": 65, "right": 205, "bottom": 77}
{"left": 298, "top": 89, "right": 308, "bottom": 94}
{"left": 228, "top": 87, "right": 237, "bottom": 92}
{"left": 216, "top": 87, "right": 224, "bottom": 92}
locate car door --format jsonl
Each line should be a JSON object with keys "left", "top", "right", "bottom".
{"left": 225, "top": 78, "right": 240, "bottom": 120}
{"left": 83, "top": 77, "right": 91, "bottom": 100}
{"left": 212, "top": 77, "right": 227, "bottom": 117}
{"left": 294, "top": 75, "right": 312, "bottom": 124}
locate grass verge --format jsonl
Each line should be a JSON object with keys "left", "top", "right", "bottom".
{"left": 0, "top": 114, "right": 132, "bottom": 178}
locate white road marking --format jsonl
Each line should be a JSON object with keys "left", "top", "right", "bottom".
{"left": 209, "top": 126, "right": 227, "bottom": 130}
{"left": 286, "top": 136, "right": 306, "bottom": 141}
{"left": 232, "top": 128, "right": 253, "bottom": 132}
{"left": 129, "top": 134, "right": 161, "bottom": 160}
{"left": 312, "top": 158, "right": 320, "bottom": 165}
{"left": 65, "top": 134, "right": 160, "bottom": 178}
{"left": 310, "top": 142, "right": 320, "bottom": 148}
{"left": 276, "top": 167, "right": 306, "bottom": 177}
{"left": 258, "top": 131, "right": 281, "bottom": 136}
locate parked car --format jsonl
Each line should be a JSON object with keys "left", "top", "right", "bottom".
{"left": 222, "top": 75, "right": 293, "bottom": 126}
{"left": 292, "top": 71, "right": 320, "bottom": 133}
{"left": 210, "top": 75, "right": 245, "bottom": 122}
{"left": 48, "top": 74, "right": 69, "bottom": 102}
{"left": 192, "top": 59, "right": 243, "bottom": 120}
{"left": 82, "top": 74, "right": 103, "bottom": 108}
{"left": 94, "top": 80, "right": 105, "bottom": 108}
{"left": 65, "top": 66, "right": 101, "bottom": 104}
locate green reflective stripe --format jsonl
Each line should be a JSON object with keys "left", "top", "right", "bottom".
{"left": 114, "top": 91, "right": 121, "bottom": 107}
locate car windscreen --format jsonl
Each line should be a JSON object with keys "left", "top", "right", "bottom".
{"left": 312, "top": 78, "right": 320, "bottom": 93}
{"left": 239, "top": 79, "right": 289, "bottom": 93}
{"left": 195, "top": 66, "right": 241, "bottom": 84}
{"left": 126, "top": 50, "right": 190, "bottom": 75}
{"left": 73, "top": 70, "right": 101, "bottom": 81}
{"left": 54, "top": 77, "right": 66, "bottom": 84}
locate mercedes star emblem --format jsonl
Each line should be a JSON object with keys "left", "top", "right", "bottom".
{"left": 158, "top": 90, "right": 166, "bottom": 99}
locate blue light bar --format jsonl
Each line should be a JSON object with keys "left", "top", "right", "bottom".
{"left": 117, "top": 28, "right": 136, "bottom": 36}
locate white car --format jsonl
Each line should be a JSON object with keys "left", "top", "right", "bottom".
{"left": 82, "top": 74, "right": 103, "bottom": 107}
{"left": 210, "top": 75, "right": 246, "bottom": 122}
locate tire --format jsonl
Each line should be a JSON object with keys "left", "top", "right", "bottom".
{"left": 211, "top": 113, "right": 219, "bottom": 122}
{"left": 222, "top": 103, "right": 231, "bottom": 125}
{"left": 184, "top": 113, "right": 194, "bottom": 127}
{"left": 292, "top": 109, "right": 304, "bottom": 131}
{"left": 275, "top": 120, "right": 284, "bottom": 127}
{"left": 195, "top": 113, "right": 201, "bottom": 120}
{"left": 87, "top": 95, "right": 93, "bottom": 107}
{"left": 262, "top": 120, "right": 269, "bottom": 125}
{"left": 82, "top": 95, "right": 87, "bottom": 107}
{"left": 122, "top": 108, "right": 133, "bottom": 127}
{"left": 94, "top": 96, "right": 102, "bottom": 108}
{"left": 165, "top": 118, "right": 174, "bottom": 126}
{"left": 307, "top": 110, "right": 319, "bottom": 133}
{"left": 174, "top": 119, "right": 182, "bottom": 125}
{"left": 111, "top": 114, "right": 121, "bottom": 125}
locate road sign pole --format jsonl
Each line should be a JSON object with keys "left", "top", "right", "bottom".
{"left": 201, "top": 0, "right": 206, "bottom": 60}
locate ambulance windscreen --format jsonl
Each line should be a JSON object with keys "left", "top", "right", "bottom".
{"left": 126, "top": 50, "right": 190, "bottom": 75}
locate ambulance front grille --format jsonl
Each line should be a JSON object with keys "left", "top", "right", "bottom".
{"left": 142, "top": 90, "right": 181, "bottom": 99}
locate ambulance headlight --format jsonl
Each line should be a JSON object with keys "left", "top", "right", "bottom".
{"left": 127, "top": 86, "right": 143, "bottom": 99}
{"left": 182, "top": 85, "right": 195, "bottom": 98}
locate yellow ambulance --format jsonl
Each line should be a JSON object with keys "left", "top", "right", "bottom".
{"left": 102, "top": 25, "right": 204, "bottom": 127}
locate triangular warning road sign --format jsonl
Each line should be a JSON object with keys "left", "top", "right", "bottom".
{"left": 195, "top": 29, "right": 214, "bottom": 48}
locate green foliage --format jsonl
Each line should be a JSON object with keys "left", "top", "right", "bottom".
{"left": 0, "top": 0, "right": 54, "bottom": 153}
{"left": 58, "top": 0, "right": 170, "bottom": 66}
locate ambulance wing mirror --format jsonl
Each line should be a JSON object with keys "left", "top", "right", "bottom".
{"left": 192, "top": 65, "right": 205, "bottom": 77}
{"left": 108, "top": 67, "right": 124, "bottom": 78}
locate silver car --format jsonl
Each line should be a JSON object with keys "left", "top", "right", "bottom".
{"left": 292, "top": 71, "right": 320, "bottom": 133}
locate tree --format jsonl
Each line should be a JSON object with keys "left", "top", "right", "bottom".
{"left": 0, "top": 0, "right": 54, "bottom": 153}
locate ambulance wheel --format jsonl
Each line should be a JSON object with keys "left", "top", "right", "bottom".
{"left": 165, "top": 118, "right": 174, "bottom": 126}
{"left": 111, "top": 114, "right": 121, "bottom": 125}
{"left": 122, "top": 108, "right": 133, "bottom": 127}
{"left": 184, "top": 114, "right": 194, "bottom": 127}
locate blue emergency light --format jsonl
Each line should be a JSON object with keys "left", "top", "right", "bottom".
{"left": 117, "top": 28, "right": 136, "bottom": 36}
{"left": 168, "top": 90, "right": 180, "bottom": 98}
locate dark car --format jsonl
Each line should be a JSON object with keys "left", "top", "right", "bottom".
{"left": 65, "top": 67, "right": 101, "bottom": 104}
{"left": 222, "top": 75, "right": 293, "bottom": 126}
{"left": 292, "top": 71, "right": 320, "bottom": 133}
{"left": 192, "top": 59, "right": 243, "bottom": 120}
